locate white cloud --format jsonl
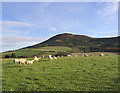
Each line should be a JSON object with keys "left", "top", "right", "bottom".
{"left": 96, "top": 2, "right": 118, "bottom": 20}
{"left": 2, "top": 36, "right": 45, "bottom": 47}
{"left": 2, "top": 21, "right": 35, "bottom": 28}
{"left": 49, "top": 27, "right": 57, "bottom": 31}
{"left": 2, "top": 29, "right": 21, "bottom": 34}
{"left": 1, "top": 21, "right": 37, "bottom": 36}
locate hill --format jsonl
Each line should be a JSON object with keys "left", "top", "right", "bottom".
{"left": 2, "top": 33, "right": 119, "bottom": 58}
{"left": 24, "top": 33, "right": 119, "bottom": 52}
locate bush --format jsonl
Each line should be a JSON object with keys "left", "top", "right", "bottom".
{"left": 5, "top": 55, "right": 10, "bottom": 58}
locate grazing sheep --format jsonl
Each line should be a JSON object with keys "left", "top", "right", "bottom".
{"left": 82, "top": 54, "right": 84, "bottom": 57}
{"left": 48, "top": 55, "right": 54, "bottom": 61}
{"left": 68, "top": 55, "right": 71, "bottom": 57}
{"left": 99, "top": 54, "right": 104, "bottom": 56}
{"left": 18, "top": 59, "right": 27, "bottom": 65}
{"left": 53, "top": 56, "right": 57, "bottom": 60}
{"left": 42, "top": 55, "right": 45, "bottom": 58}
{"left": 33, "top": 56, "right": 39, "bottom": 62}
{"left": 14, "top": 59, "right": 26, "bottom": 64}
{"left": 37, "top": 57, "right": 41, "bottom": 60}
{"left": 83, "top": 54, "right": 88, "bottom": 57}
{"left": 75, "top": 55, "right": 78, "bottom": 57}
{"left": 25, "top": 60, "right": 34, "bottom": 65}
{"left": 14, "top": 59, "right": 20, "bottom": 64}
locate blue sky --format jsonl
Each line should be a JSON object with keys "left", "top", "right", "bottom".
{"left": 2, "top": 2, "right": 118, "bottom": 52}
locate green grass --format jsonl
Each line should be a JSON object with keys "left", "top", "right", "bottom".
{"left": 38, "top": 46, "right": 72, "bottom": 52}
{"left": 2, "top": 51, "right": 43, "bottom": 58}
{"left": 2, "top": 55, "right": 119, "bottom": 91}
{"left": 2, "top": 46, "right": 72, "bottom": 57}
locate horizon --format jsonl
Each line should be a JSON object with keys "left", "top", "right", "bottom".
{"left": 2, "top": 2, "right": 118, "bottom": 52}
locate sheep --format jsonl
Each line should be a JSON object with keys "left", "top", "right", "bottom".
{"left": 48, "top": 55, "right": 54, "bottom": 61}
{"left": 53, "top": 56, "right": 57, "bottom": 60}
{"left": 18, "top": 59, "right": 27, "bottom": 65}
{"left": 33, "top": 56, "right": 39, "bottom": 62}
{"left": 75, "top": 55, "right": 78, "bottom": 57}
{"left": 14, "top": 59, "right": 26, "bottom": 64}
{"left": 39, "top": 56, "right": 41, "bottom": 58}
{"left": 25, "top": 60, "right": 34, "bottom": 65}
{"left": 99, "top": 54, "right": 104, "bottom": 56}
{"left": 83, "top": 54, "right": 88, "bottom": 57}
{"left": 68, "top": 55, "right": 71, "bottom": 57}
{"left": 82, "top": 54, "right": 84, "bottom": 57}
{"left": 14, "top": 59, "right": 20, "bottom": 64}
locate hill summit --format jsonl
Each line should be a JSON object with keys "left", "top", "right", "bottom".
{"left": 24, "top": 33, "right": 119, "bottom": 52}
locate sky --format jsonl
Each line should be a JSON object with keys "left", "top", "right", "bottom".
{"left": 1, "top": 2, "right": 118, "bottom": 52}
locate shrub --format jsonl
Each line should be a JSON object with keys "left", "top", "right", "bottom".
{"left": 5, "top": 55, "right": 10, "bottom": 58}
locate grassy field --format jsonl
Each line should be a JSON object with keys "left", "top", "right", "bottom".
{"left": 2, "top": 46, "right": 72, "bottom": 57}
{"left": 2, "top": 55, "right": 119, "bottom": 91}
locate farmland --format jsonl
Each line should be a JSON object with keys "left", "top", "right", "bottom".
{"left": 2, "top": 46, "right": 72, "bottom": 58}
{"left": 2, "top": 54, "right": 119, "bottom": 91}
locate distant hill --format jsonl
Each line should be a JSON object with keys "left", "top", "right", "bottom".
{"left": 2, "top": 33, "right": 119, "bottom": 58}
{"left": 24, "top": 33, "right": 119, "bottom": 52}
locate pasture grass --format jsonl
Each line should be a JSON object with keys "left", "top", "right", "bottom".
{"left": 2, "top": 46, "right": 72, "bottom": 57}
{"left": 33, "top": 46, "right": 72, "bottom": 52}
{"left": 2, "top": 55, "right": 119, "bottom": 91}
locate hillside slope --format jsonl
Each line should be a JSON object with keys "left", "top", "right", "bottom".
{"left": 24, "top": 33, "right": 119, "bottom": 52}
{"left": 2, "top": 33, "right": 119, "bottom": 58}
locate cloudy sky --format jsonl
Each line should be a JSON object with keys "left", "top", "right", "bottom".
{"left": 1, "top": 1, "right": 118, "bottom": 52}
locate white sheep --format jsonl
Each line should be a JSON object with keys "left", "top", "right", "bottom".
{"left": 68, "top": 55, "right": 71, "bottom": 57}
{"left": 48, "top": 55, "right": 54, "bottom": 61}
{"left": 53, "top": 56, "right": 57, "bottom": 60}
{"left": 83, "top": 54, "right": 88, "bottom": 57}
{"left": 18, "top": 59, "right": 27, "bottom": 65}
{"left": 14, "top": 59, "right": 20, "bottom": 64}
{"left": 75, "top": 55, "right": 78, "bottom": 57}
{"left": 14, "top": 59, "right": 26, "bottom": 64}
{"left": 33, "top": 56, "right": 39, "bottom": 62}
{"left": 25, "top": 60, "right": 34, "bottom": 65}
{"left": 99, "top": 54, "right": 104, "bottom": 56}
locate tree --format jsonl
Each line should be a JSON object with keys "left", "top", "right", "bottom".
{"left": 11, "top": 53, "right": 16, "bottom": 58}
